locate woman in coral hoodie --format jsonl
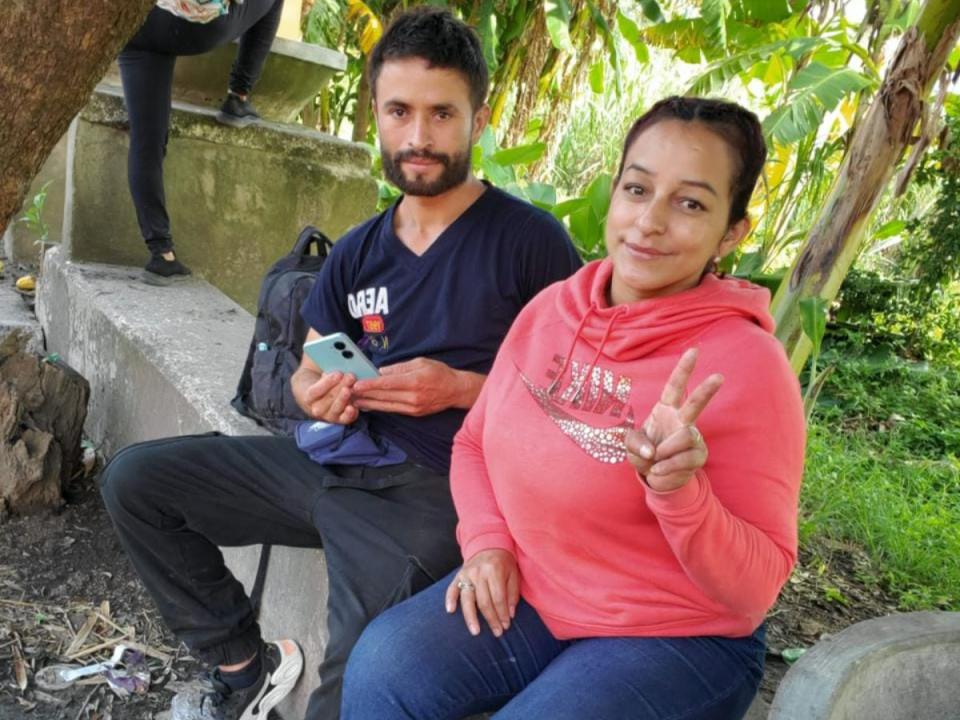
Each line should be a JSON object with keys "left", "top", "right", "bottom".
{"left": 341, "top": 97, "right": 806, "bottom": 720}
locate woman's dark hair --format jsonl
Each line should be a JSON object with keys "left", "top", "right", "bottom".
{"left": 615, "top": 96, "right": 767, "bottom": 225}
{"left": 369, "top": 7, "right": 489, "bottom": 111}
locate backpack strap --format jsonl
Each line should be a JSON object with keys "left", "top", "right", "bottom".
{"left": 293, "top": 225, "right": 333, "bottom": 260}
{"left": 250, "top": 544, "right": 272, "bottom": 619}
{"left": 231, "top": 336, "right": 258, "bottom": 419}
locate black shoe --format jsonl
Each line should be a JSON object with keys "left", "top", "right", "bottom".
{"left": 216, "top": 93, "right": 261, "bottom": 128}
{"left": 196, "top": 640, "right": 303, "bottom": 720}
{"left": 141, "top": 254, "right": 193, "bottom": 286}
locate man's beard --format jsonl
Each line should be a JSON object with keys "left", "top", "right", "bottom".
{"left": 381, "top": 143, "right": 472, "bottom": 197}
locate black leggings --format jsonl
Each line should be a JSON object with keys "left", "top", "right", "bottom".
{"left": 117, "top": 0, "right": 284, "bottom": 252}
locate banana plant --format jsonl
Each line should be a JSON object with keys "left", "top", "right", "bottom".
{"left": 770, "top": 0, "right": 960, "bottom": 372}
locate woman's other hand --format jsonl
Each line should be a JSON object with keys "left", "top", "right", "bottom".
{"left": 626, "top": 348, "right": 723, "bottom": 493}
{"left": 445, "top": 550, "right": 520, "bottom": 638}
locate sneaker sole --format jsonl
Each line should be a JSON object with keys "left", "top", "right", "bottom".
{"left": 215, "top": 111, "right": 259, "bottom": 129}
{"left": 140, "top": 270, "right": 192, "bottom": 287}
{"left": 240, "top": 640, "right": 304, "bottom": 720}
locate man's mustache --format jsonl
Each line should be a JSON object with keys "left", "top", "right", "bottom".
{"left": 392, "top": 149, "right": 451, "bottom": 165}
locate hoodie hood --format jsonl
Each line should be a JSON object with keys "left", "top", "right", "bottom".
{"left": 554, "top": 259, "right": 774, "bottom": 364}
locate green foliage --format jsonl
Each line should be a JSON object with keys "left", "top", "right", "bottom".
{"left": 468, "top": 126, "right": 610, "bottom": 259}
{"left": 762, "top": 62, "right": 874, "bottom": 146}
{"left": 900, "top": 114, "right": 960, "bottom": 303}
{"left": 636, "top": 0, "right": 665, "bottom": 24}
{"left": 687, "top": 37, "right": 823, "bottom": 96}
{"left": 18, "top": 181, "right": 53, "bottom": 247}
{"left": 803, "top": 354, "right": 960, "bottom": 610}
{"left": 799, "top": 296, "right": 832, "bottom": 419}
{"left": 832, "top": 269, "right": 960, "bottom": 364}
{"left": 544, "top": 0, "right": 575, "bottom": 52}
{"left": 701, "top": 0, "right": 732, "bottom": 50}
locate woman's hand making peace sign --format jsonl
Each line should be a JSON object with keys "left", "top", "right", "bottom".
{"left": 626, "top": 348, "right": 724, "bottom": 493}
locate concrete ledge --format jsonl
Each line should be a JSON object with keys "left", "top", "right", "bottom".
{"left": 769, "top": 611, "right": 960, "bottom": 720}
{"left": 36, "top": 246, "right": 327, "bottom": 718}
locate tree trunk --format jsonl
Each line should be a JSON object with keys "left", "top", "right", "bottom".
{"left": 0, "top": 0, "right": 156, "bottom": 236}
{"left": 352, "top": 65, "right": 372, "bottom": 143}
{"left": 770, "top": 0, "right": 960, "bottom": 373}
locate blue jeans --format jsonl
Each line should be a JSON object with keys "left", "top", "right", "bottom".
{"left": 342, "top": 570, "right": 765, "bottom": 720}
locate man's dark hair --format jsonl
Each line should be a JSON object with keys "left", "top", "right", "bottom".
{"left": 369, "top": 6, "right": 489, "bottom": 111}
{"left": 615, "top": 96, "right": 768, "bottom": 226}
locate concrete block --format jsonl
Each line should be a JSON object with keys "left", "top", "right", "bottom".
{"left": 3, "top": 131, "right": 69, "bottom": 266}
{"left": 0, "top": 278, "right": 42, "bottom": 357}
{"left": 65, "top": 83, "right": 376, "bottom": 313}
{"left": 36, "top": 246, "right": 327, "bottom": 717}
{"left": 103, "top": 36, "right": 346, "bottom": 123}
{"left": 769, "top": 611, "right": 960, "bottom": 720}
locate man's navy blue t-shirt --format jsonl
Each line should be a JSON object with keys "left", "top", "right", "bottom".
{"left": 300, "top": 185, "right": 582, "bottom": 474}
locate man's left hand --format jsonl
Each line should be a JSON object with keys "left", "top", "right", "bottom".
{"left": 352, "top": 358, "right": 483, "bottom": 416}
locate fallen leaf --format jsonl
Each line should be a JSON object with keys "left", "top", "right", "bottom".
{"left": 13, "top": 646, "right": 28, "bottom": 691}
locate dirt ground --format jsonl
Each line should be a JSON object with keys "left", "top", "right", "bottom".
{"left": 0, "top": 469, "right": 198, "bottom": 720}
{"left": 0, "top": 467, "right": 901, "bottom": 719}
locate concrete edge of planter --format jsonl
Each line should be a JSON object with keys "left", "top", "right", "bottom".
{"left": 769, "top": 611, "right": 960, "bottom": 720}
{"left": 269, "top": 35, "right": 347, "bottom": 70}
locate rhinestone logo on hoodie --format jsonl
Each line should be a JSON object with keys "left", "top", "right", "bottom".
{"left": 519, "top": 356, "right": 635, "bottom": 464}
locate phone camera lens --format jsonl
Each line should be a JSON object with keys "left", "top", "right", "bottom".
{"left": 343, "top": 351, "right": 354, "bottom": 359}
{"left": 334, "top": 342, "right": 346, "bottom": 350}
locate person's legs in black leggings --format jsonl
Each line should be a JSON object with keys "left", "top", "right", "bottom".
{"left": 229, "top": 0, "right": 285, "bottom": 97}
{"left": 116, "top": 0, "right": 283, "bottom": 262}
{"left": 116, "top": 46, "right": 176, "bottom": 255}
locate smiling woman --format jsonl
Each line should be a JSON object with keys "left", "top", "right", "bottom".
{"left": 342, "top": 96, "right": 807, "bottom": 720}
{"left": 606, "top": 97, "right": 768, "bottom": 305}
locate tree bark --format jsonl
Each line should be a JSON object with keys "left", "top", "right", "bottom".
{"left": 770, "top": 0, "right": 960, "bottom": 372}
{"left": 0, "top": 0, "right": 156, "bottom": 236}
{"left": 352, "top": 65, "right": 372, "bottom": 143}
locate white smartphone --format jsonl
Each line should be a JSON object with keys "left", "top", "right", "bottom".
{"left": 303, "top": 333, "right": 380, "bottom": 380}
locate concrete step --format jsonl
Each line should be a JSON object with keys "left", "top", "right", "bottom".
{"left": 36, "top": 246, "right": 326, "bottom": 718}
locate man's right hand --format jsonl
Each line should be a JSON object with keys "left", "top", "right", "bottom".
{"left": 294, "top": 369, "right": 360, "bottom": 425}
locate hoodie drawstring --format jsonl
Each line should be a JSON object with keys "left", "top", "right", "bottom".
{"left": 547, "top": 306, "right": 594, "bottom": 397}
{"left": 547, "top": 305, "right": 627, "bottom": 403}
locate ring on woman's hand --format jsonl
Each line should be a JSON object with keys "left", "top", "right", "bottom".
{"left": 457, "top": 578, "right": 476, "bottom": 592}
{"left": 689, "top": 425, "right": 703, "bottom": 445}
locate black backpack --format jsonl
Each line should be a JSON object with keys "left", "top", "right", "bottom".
{"left": 232, "top": 226, "right": 334, "bottom": 435}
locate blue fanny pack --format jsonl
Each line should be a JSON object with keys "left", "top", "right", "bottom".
{"left": 294, "top": 417, "right": 407, "bottom": 467}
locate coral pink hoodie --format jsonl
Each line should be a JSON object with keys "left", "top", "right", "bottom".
{"left": 452, "top": 259, "right": 805, "bottom": 639}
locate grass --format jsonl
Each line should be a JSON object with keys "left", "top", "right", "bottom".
{"left": 801, "top": 352, "right": 960, "bottom": 610}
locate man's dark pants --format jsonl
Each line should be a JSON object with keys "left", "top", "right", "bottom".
{"left": 98, "top": 433, "right": 461, "bottom": 719}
